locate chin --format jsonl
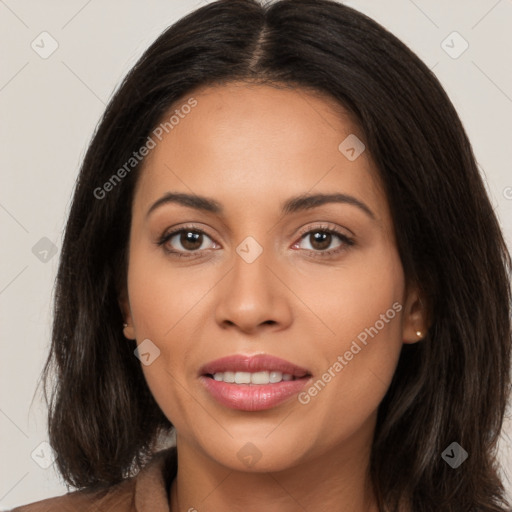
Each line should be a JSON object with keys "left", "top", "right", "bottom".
{"left": 194, "top": 431, "right": 313, "bottom": 473}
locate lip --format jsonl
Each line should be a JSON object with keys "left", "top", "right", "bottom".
{"left": 199, "top": 354, "right": 310, "bottom": 377}
{"left": 199, "top": 354, "right": 312, "bottom": 412}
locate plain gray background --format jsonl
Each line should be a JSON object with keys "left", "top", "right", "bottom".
{"left": 1, "top": 0, "right": 511, "bottom": 508}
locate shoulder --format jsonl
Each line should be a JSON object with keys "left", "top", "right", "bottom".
{"left": 10, "top": 446, "right": 177, "bottom": 512}
{"left": 10, "top": 478, "right": 135, "bottom": 512}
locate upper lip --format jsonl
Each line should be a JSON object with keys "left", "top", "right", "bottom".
{"left": 199, "top": 354, "right": 311, "bottom": 378}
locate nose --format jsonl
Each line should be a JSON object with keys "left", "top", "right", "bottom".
{"left": 214, "top": 248, "right": 293, "bottom": 335}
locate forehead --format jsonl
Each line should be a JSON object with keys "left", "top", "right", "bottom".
{"left": 160, "top": 81, "right": 363, "bottom": 158}
{"left": 133, "top": 82, "right": 388, "bottom": 226}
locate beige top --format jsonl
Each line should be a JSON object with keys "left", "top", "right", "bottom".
{"left": 11, "top": 447, "right": 178, "bottom": 512}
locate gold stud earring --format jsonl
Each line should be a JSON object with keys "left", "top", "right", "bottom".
{"left": 416, "top": 330, "right": 422, "bottom": 338}
{"left": 123, "top": 323, "right": 128, "bottom": 328}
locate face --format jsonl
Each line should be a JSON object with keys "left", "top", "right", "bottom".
{"left": 122, "top": 81, "right": 425, "bottom": 473}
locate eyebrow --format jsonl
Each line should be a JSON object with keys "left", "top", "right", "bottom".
{"left": 146, "top": 191, "right": 375, "bottom": 220}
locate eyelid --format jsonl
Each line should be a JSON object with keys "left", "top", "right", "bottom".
{"left": 295, "top": 222, "right": 352, "bottom": 240}
{"left": 292, "top": 222, "right": 355, "bottom": 257}
{"left": 156, "top": 224, "right": 219, "bottom": 255}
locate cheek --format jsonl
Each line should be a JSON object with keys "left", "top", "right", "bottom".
{"left": 126, "top": 246, "right": 211, "bottom": 339}
{"left": 293, "top": 246, "right": 404, "bottom": 423}
{"left": 291, "top": 242, "right": 404, "bottom": 352}
{"left": 126, "top": 251, "right": 214, "bottom": 428}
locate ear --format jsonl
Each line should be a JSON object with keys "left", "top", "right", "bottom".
{"left": 401, "top": 285, "right": 429, "bottom": 344}
{"left": 118, "top": 288, "right": 136, "bottom": 340}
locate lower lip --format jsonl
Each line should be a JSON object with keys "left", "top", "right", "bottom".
{"left": 200, "top": 375, "right": 310, "bottom": 411}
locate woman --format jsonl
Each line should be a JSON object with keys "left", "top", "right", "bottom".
{"left": 12, "top": 0, "right": 512, "bottom": 511}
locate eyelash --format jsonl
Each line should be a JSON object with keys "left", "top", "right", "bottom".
{"left": 156, "top": 223, "right": 355, "bottom": 259}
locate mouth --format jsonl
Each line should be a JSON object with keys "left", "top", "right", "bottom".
{"left": 198, "top": 354, "right": 312, "bottom": 411}
{"left": 207, "top": 370, "right": 302, "bottom": 384}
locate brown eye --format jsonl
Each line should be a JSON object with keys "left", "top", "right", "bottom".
{"left": 159, "top": 228, "right": 217, "bottom": 255}
{"left": 308, "top": 231, "right": 332, "bottom": 251}
{"left": 298, "top": 230, "right": 344, "bottom": 252}
{"left": 179, "top": 230, "right": 203, "bottom": 251}
{"left": 292, "top": 226, "right": 355, "bottom": 258}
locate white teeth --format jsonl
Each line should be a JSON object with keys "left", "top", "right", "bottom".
{"left": 235, "top": 371, "right": 251, "bottom": 384}
{"left": 269, "top": 371, "right": 282, "bottom": 383}
{"left": 211, "top": 371, "right": 295, "bottom": 384}
{"left": 251, "top": 371, "right": 269, "bottom": 384}
{"left": 223, "top": 371, "right": 235, "bottom": 383}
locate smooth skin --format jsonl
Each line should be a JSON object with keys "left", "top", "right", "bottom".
{"left": 121, "top": 81, "right": 427, "bottom": 512}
